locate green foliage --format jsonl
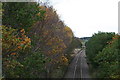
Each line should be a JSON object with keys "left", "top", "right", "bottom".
{"left": 0, "top": 2, "right": 2, "bottom": 23}
{"left": 86, "top": 32, "right": 120, "bottom": 78}
{"left": 2, "top": 25, "right": 31, "bottom": 78}
{"left": 2, "top": 2, "right": 45, "bottom": 30}
{"left": 3, "top": 59, "right": 24, "bottom": 78}
{"left": 22, "top": 51, "right": 50, "bottom": 78}
{"left": 2, "top": 2, "right": 75, "bottom": 78}
{"left": 94, "top": 35, "right": 120, "bottom": 78}
{"left": 2, "top": 25, "right": 49, "bottom": 78}
{"left": 86, "top": 32, "right": 115, "bottom": 68}
{"left": 2, "top": 26, "right": 31, "bottom": 57}
{"left": 65, "top": 37, "right": 82, "bottom": 62}
{"left": 67, "top": 37, "right": 82, "bottom": 53}
{"left": 28, "top": 5, "right": 73, "bottom": 78}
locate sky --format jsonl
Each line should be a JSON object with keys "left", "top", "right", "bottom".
{"left": 39, "top": 0, "right": 120, "bottom": 38}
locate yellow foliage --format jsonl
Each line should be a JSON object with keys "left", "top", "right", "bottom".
{"left": 17, "top": 46, "right": 22, "bottom": 49}
{"left": 11, "top": 53, "right": 17, "bottom": 55}
{"left": 36, "top": 13, "right": 41, "bottom": 16}
{"left": 60, "top": 56, "right": 68, "bottom": 65}
{"left": 38, "top": 6, "right": 46, "bottom": 10}
{"left": 2, "top": 26, "right": 31, "bottom": 57}
{"left": 25, "top": 37, "right": 31, "bottom": 43}
{"left": 64, "top": 26, "right": 73, "bottom": 38}
{"left": 20, "top": 29, "right": 25, "bottom": 33}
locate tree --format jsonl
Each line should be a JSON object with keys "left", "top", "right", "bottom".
{"left": 2, "top": 25, "right": 31, "bottom": 77}
{"left": 2, "top": 2, "right": 45, "bottom": 30}
{"left": 28, "top": 5, "right": 73, "bottom": 77}
{"left": 86, "top": 32, "right": 115, "bottom": 68}
{"left": 94, "top": 35, "right": 120, "bottom": 78}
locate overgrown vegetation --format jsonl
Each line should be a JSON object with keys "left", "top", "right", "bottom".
{"left": 2, "top": 2, "right": 82, "bottom": 78}
{"left": 86, "top": 32, "right": 120, "bottom": 78}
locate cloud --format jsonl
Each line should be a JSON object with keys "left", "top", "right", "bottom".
{"left": 45, "top": 0, "right": 119, "bottom": 37}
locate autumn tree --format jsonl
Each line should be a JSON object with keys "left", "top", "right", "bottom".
{"left": 2, "top": 2, "right": 75, "bottom": 78}
{"left": 29, "top": 5, "right": 73, "bottom": 77}
{"left": 2, "top": 25, "right": 31, "bottom": 77}
{"left": 2, "top": 2, "right": 48, "bottom": 78}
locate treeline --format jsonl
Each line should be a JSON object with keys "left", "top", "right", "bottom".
{"left": 86, "top": 32, "right": 120, "bottom": 78}
{"left": 65, "top": 37, "right": 82, "bottom": 62}
{"left": 2, "top": 2, "right": 82, "bottom": 78}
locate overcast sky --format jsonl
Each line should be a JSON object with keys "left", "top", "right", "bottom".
{"left": 39, "top": 0, "right": 120, "bottom": 38}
